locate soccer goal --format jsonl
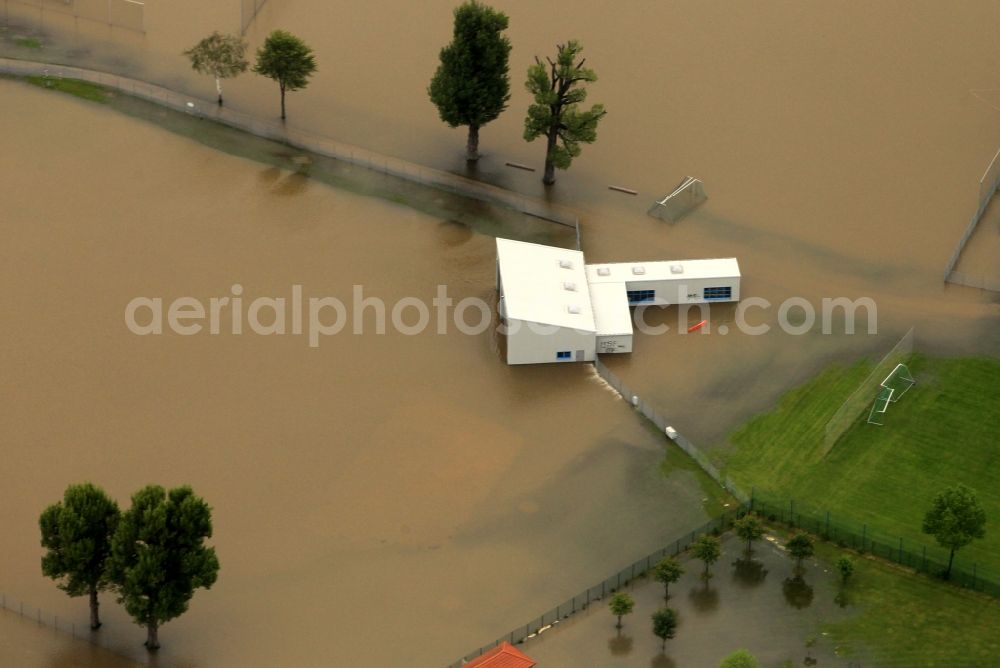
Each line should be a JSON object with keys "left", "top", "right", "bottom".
{"left": 648, "top": 176, "right": 707, "bottom": 222}
{"left": 867, "top": 363, "right": 916, "bottom": 425}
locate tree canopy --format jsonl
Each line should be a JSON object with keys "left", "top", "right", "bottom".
{"left": 652, "top": 556, "right": 684, "bottom": 600}
{"left": 734, "top": 513, "right": 765, "bottom": 554}
{"left": 428, "top": 1, "right": 511, "bottom": 161}
{"left": 922, "top": 484, "right": 986, "bottom": 578}
{"left": 693, "top": 534, "right": 721, "bottom": 578}
{"left": 183, "top": 31, "right": 249, "bottom": 106}
{"left": 651, "top": 607, "right": 677, "bottom": 650}
{"left": 523, "top": 40, "right": 606, "bottom": 184}
{"left": 608, "top": 591, "right": 635, "bottom": 629}
{"left": 107, "top": 485, "right": 219, "bottom": 650}
{"left": 719, "top": 649, "right": 760, "bottom": 668}
{"left": 836, "top": 556, "right": 855, "bottom": 583}
{"left": 253, "top": 30, "right": 317, "bottom": 120}
{"left": 786, "top": 532, "right": 815, "bottom": 569}
{"left": 40, "top": 483, "right": 120, "bottom": 630}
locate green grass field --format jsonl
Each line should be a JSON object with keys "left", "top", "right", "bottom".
{"left": 22, "top": 76, "right": 108, "bottom": 103}
{"left": 721, "top": 354, "right": 1000, "bottom": 577}
{"left": 818, "top": 541, "right": 1000, "bottom": 666}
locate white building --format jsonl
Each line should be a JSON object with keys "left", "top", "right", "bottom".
{"left": 496, "top": 238, "right": 741, "bottom": 365}
{"left": 496, "top": 238, "right": 597, "bottom": 365}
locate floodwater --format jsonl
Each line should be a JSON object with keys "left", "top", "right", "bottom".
{"left": 0, "top": 80, "right": 719, "bottom": 666}
{"left": 522, "top": 533, "right": 857, "bottom": 667}
{"left": 1, "top": 0, "right": 999, "bottom": 664}
{"left": 1, "top": 0, "right": 997, "bottom": 451}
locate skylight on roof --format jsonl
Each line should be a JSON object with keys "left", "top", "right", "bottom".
{"left": 567, "top": 304, "right": 582, "bottom": 314}
{"left": 596, "top": 267, "right": 611, "bottom": 276}
{"left": 563, "top": 282, "right": 577, "bottom": 291}
{"left": 670, "top": 263, "right": 684, "bottom": 274}
{"left": 632, "top": 266, "right": 645, "bottom": 275}
{"left": 559, "top": 259, "right": 574, "bottom": 269}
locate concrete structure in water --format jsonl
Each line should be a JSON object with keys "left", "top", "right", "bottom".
{"left": 495, "top": 238, "right": 741, "bottom": 365}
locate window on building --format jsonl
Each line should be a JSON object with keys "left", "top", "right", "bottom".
{"left": 627, "top": 289, "right": 655, "bottom": 303}
{"left": 556, "top": 351, "right": 571, "bottom": 360}
{"left": 703, "top": 286, "right": 732, "bottom": 300}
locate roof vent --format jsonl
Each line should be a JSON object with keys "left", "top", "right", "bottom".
{"left": 559, "top": 259, "right": 574, "bottom": 269}
{"left": 670, "top": 263, "right": 684, "bottom": 274}
{"left": 567, "top": 304, "right": 582, "bottom": 314}
{"left": 596, "top": 267, "right": 611, "bottom": 276}
{"left": 563, "top": 281, "right": 577, "bottom": 291}
{"left": 632, "top": 266, "right": 646, "bottom": 275}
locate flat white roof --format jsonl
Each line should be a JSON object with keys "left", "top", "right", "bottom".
{"left": 586, "top": 258, "right": 741, "bottom": 284}
{"left": 588, "top": 283, "right": 633, "bottom": 337}
{"left": 496, "top": 238, "right": 596, "bottom": 332}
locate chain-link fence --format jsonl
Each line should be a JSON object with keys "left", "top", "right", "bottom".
{"left": 2, "top": 0, "right": 144, "bottom": 33}
{"left": 943, "top": 146, "right": 1000, "bottom": 292}
{"left": 449, "top": 491, "right": 999, "bottom": 666}
{"left": 0, "top": 58, "right": 581, "bottom": 243}
{"left": 593, "top": 357, "right": 749, "bottom": 503}
{"left": 446, "top": 506, "right": 746, "bottom": 668}
{"left": 822, "top": 327, "right": 915, "bottom": 455}
{"left": 0, "top": 591, "right": 132, "bottom": 657}
{"left": 239, "top": 0, "right": 266, "bottom": 35}
{"left": 750, "top": 492, "right": 998, "bottom": 597}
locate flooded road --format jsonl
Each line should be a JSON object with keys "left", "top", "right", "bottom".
{"left": 0, "top": 79, "right": 719, "bottom": 666}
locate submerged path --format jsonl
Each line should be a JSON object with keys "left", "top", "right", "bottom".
{"left": 0, "top": 56, "right": 580, "bottom": 237}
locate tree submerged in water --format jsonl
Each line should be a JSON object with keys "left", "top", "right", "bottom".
{"left": 183, "top": 31, "right": 249, "bottom": 106}
{"left": 39, "top": 483, "right": 120, "bottom": 630}
{"left": 107, "top": 485, "right": 219, "bottom": 651}
{"left": 253, "top": 29, "right": 317, "bottom": 120}
{"left": 428, "top": 1, "right": 511, "bottom": 162}
{"left": 523, "top": 40, "right": 605, "bottom": 185}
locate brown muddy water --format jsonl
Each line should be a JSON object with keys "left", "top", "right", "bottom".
{"left": 0, "top": 80, "right": 721, "bottom": 666}
{"left": 1, "top": 1, "right": 999, "bottom": 665}
{"left": 1, "top": 0, "right": 998, "bottom": 451}
{"left": 523, "top": 533, "right": 857, "bottom": 667}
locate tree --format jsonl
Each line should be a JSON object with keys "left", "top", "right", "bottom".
{"left": 428, "top": 1, "right": 511, "bottom": 162}
{"left": 253, "top": 30, "right": 317, "bottom": 120}
{"left": 693, "top": 534, "right": 721, "bottom": 579}
{"left": 608, "top": 592, "right": 634, "bottom": 629}
{"left": 787, "top": 532, "right": 814, "bottom": 570}
{"left": 39, "top": 483, "right": 120, "bottom": 630}
{"left": 734, "top": 513, "right": 765, "bottom": 554}
{"left": 183, "top": 31, "right": 249, "bottom": 106}
{"left": 107, "top": 485, "right": 219, "bottom": 650}
{"left": 651, "top": 607, "right": 677, "bottom": 651}
{"left": 719, "top": 649, "right": 760, "bottom": 668}
{"left": 922, "top": 484, "right": 986, "bottom": 579}
{"left": 836, "top": 556, "right": 855, "bottom": 583}
{"left": 652, "top": 556, "right": 684, "bottom": 601}
{"left": 523, "top": 40, "right": 606, "bottom": 184}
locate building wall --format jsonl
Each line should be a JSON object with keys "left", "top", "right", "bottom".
{"left": 596, "top": 334, "right": 632, "bottom": 354}
{"left": 624, "top": 277, "right": 740, "bottom": 305}
{"left": 506, "top": 318, "right": 596, "bottom": 365}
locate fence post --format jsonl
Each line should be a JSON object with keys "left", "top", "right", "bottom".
{"left": 861, "top": 524, "right": 867, "bottom": 551}
{"left": 750, "top": 487, "right": 755, "bottom": 511}
{"left": 973, "top": 564, "right": 978, "bottom": 589}
{"left": 825, "top": 511, "right": 830, "bottom": 537}
{"left": 922, "top": 546, "right": 927, "bottom": 572}
{"left": 790, "top": 499, "right": 795, "bottom": 525}
{"left": 898, "top": 537, "right": 903, "bottom": 563}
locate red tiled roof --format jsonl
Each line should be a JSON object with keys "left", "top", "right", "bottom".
{"left": 464, "top": 642, "right": 536, "bottom": 668}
